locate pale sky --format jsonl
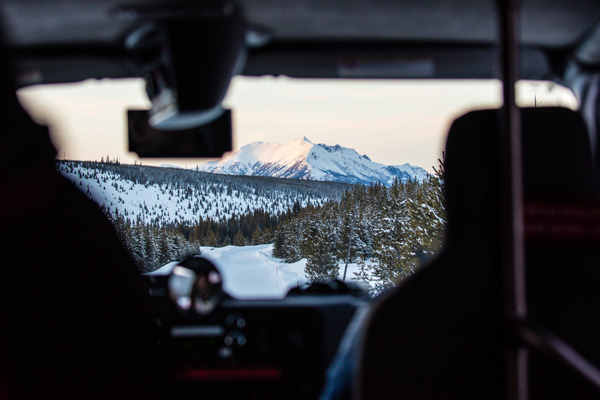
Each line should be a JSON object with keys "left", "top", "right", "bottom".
{"left": 17, "top": 77, "right": 577, "bottom": 172}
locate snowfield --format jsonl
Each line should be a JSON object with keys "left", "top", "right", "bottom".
{"left": 149, "top": 244, "right": 365, "bottom": 299}
{"left": 57, "top": 161, "right": 334, "bottom": 227}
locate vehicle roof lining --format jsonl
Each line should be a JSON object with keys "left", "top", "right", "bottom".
{"left": 9, "top": 42, "right": 553, "bottom": 88}
{"left": 2, "top": 0, "right": 600, "bottom": 85}
{"left": 2, "top": 0, "right": 600, "bottom": 47}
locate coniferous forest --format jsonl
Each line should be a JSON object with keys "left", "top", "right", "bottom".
{"left": 58, "top": 159, "right": 445, "bottom": 293}
{"left": 272, "top": 172, "right": 445, "bottom": 293}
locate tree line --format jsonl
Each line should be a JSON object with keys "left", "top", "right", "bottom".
{"left": 105, "top": 206, "right": 280, "bottom": 272}
{"left": 271, "top": 163, "right": 445, "bottom": 293}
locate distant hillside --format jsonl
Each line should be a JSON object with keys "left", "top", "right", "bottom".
{"left": 57, "top": 160, "right": 353, "bottom": 227}
{"left": 197, "top": 137, "right": 428, "bottom": 185}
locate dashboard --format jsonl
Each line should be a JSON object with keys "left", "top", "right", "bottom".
{"left": 145, "top": 258, "right": 369, "bottom": 400}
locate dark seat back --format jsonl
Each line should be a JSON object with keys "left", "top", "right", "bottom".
{"left": 358, "top": 108, "right": 507, "bottom": 399}
{"left": 0, "top": 45, "right": 168, "bottom": 399}
{"left": 358, "top": 107, "right": 600, "bottom": 399}
{"left": 520, "top": 108, "right": 600, "bottom": 399}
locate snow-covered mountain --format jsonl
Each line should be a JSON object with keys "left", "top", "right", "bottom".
{"left": 197, "top": 137, "right": 428, "bottom": 186}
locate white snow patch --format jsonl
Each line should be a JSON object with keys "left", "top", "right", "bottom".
{"left": 147, "top": 244, "right": 366, "bottom": 299}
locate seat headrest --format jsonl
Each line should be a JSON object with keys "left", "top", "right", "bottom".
{"left": 520, "top": 107, "right": 596, "bottom": 199}
{"left": 444, "top": 107, "right": 597, "bottom": 247}
{"left": 0, "top": 42, "right": 56, "bottom": 177}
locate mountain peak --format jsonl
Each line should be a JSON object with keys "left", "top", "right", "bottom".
{"left": 197, "top": 138, "right": 427, "bottom": 185}
{"left": 294, "top": 136, "right": 312, "bottom": 144}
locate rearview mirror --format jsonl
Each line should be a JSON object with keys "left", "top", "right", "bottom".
{"left": 127, "top": 108, "right": 232, "bottom": 158}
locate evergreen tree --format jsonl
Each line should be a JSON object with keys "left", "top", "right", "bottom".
{"left": 205, "top": 229, "right": 218, "bottom": 247}
{"left": 304, "top": 205, "right": 339, "bottom": 282}
{"left": 233, "top": 230, "right": 248, "bottom": 246}
{"left": 305, "top": 225, "right": 339, "bottom": 283}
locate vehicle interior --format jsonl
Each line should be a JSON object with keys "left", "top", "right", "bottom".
{"left": 1, "top": 0, "right": 600, "bottom": 399}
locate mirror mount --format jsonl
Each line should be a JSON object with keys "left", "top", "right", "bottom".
{"left": 125, "top": 7, "right": 247, "bottom": 130}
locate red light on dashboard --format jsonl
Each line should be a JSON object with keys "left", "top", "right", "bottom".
{"left": 175, "top": 367, "right": 282, "bottom": 381}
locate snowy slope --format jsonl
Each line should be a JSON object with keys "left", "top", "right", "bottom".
{"left": 197, "top": 137, "right": 428, "bottom": 186}
{"left": 149, "top": 244, "right": 366, "bottom": 299}
{"left": 57, "top": 161, "right": 340, "bottom": 226}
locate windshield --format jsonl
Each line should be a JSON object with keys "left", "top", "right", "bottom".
{"left": 17, "top": 77, "right": 577, "bottom": 298}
